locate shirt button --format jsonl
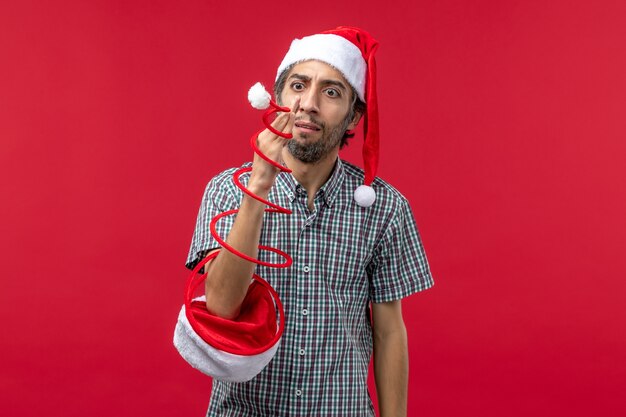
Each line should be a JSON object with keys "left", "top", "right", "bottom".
{"left": 303, "top": 265, "right": 310, "bottom": 273}
{"left": 301, "top": 308, "right": 309, "bottom": 316}
{"left": 299, "top": 349, "right": 306, "bottom": 356}
{"left": 288, "top": 192, "right": 295, "bottom": 199}
{"left": 295, "top": 389, "right": 302, "bottom": 397}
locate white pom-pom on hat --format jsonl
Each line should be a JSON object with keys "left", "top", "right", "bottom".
{"left": 354, "top": 185, "right": 376, "bottom": 207}
{"left": 248, "top": 82, "right": 271, "bottom": 109}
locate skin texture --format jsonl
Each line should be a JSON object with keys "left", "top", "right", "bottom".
{"left": 282, "top": 67, "right": 356, "bottom": 163}
{"left": 203, "top": 60, "right": 409, "bottom": 417}
{"left": 275, "top": 63, "right": 365, "bottom": 149}
{"left": 372, "top": 300, "right": 409, "bottom": 417}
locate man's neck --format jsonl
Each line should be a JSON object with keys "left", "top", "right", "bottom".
{"left": 282, "top": 148, "right": 338, "bottom": 210}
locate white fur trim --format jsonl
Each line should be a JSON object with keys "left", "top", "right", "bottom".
{"left": 276, "top": 34, "right": 367, "bottom": 102}
{"left": 354, "top": 185, "right": 376, "bottom": 207}
{"left": 248, "top": 82, "right": 271, "bottom": 109}
{"left": 173, "top": 297, "right": 280, "bottom": 382}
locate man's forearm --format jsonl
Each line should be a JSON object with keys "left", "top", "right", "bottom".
{"left": 203, "top": 100, "right": 296, "bottom": 320}
{"left": 203, "top": 185, "right": 269, "bottom": 319}
{"left": 374, "top": 324, "right": 409, "bottom": 417}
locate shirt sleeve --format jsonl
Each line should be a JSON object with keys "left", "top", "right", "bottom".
{"left": 185, "top": 171, "right": 240, "bottom": 271}
{"left": 368, "top": 198, "right": 434, "bottom": 303}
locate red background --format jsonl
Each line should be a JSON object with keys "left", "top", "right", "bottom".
{"left": 1, "top": 1, "right": 625, "bottom": 416}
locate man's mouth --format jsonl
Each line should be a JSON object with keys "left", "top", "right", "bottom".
{"left": 294, "top": 120, "right": 321, "bottom": 131}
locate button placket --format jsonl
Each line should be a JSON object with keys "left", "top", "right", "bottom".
{"left": 293, "top": 222, "right": 312, "bottom": 407}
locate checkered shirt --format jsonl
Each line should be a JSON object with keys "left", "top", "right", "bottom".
{"left": 186, "top": 158, "right": 434, "bottom": 417}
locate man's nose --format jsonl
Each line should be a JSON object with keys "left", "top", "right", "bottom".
{"left": 298, "top": 89, "right": 319, "bottom": 113}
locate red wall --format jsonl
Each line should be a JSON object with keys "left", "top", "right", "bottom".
{"left": 1, "top": 1, "right": 625, "bottom": 416}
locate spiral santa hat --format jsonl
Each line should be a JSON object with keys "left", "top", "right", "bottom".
{"left": 174, "top": 27, "right": 380, "bottom": 383}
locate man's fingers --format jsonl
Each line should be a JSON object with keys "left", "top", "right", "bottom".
{"left": 284, "top": 98, "right": 300, "bottom": 137}
{"left": 271, "top": 98, "right": 299, "bottom": 135}
{"left": 291, "top": 97, "right": 300, "bottom": 114}
{"left": 270, "top": 111, "right": 290, "bottom": 135}
{"left": 257, "top": 97, "right": 299, "bottom": 148}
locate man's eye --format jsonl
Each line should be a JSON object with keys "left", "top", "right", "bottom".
{"left": 325, "top": 88, "right": 339, "bottom": 97}
{"left": 292, "top": 82, "right": 304, "bottom": 91}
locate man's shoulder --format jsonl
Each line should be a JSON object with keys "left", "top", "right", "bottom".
{"left": 340, "top": 159, "right": 410, "bottom": 209}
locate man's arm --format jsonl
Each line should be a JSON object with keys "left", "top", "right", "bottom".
{"left": 372, "top": 299, "right": 408, "bottom": 417}
{"left": 203, "top": 98, "right": 298, "bottom": 320}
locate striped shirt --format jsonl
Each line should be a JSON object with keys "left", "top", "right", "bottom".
{"left": 186, "top": 158, "right": 433, "bottom": 417}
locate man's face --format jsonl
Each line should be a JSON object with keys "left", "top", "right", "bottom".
{"left": 279, "top": 60, "right": 359, "bottom": 163}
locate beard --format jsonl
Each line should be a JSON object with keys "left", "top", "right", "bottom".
{"left": 287, "top": 114, "right": 351, "bottom": 164}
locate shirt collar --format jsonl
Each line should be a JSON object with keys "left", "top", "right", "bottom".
{"left": 276, "top": 158, "right": 345, "bottom": 208}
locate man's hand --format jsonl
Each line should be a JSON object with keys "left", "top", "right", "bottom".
{"left": 249, "top": 98, "right": 300, "bottom": 195}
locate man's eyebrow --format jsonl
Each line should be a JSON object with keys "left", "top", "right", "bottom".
{"left": 288, "top": 73, "right": 311, "bottom": 82}
{"left": 288, "top": 73, "right": 348, "bottom": 91}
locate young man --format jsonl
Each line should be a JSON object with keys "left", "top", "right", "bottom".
{"left": 176, "top": 27, "right": 433, "bottom": 417}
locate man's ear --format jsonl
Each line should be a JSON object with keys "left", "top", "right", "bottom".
{"left": 347, "top": 109, "right": 363, "bottom": 131}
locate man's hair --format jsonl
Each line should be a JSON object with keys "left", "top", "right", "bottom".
{"left": 274, "top": 64, "right": 366, "bottom": 149}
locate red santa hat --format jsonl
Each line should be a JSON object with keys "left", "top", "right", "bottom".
{"left": 174, "top": 254, "right": 284, "bottom": 382}
{"left": 276, "top": 26, "right": 380, "bottom": 207}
